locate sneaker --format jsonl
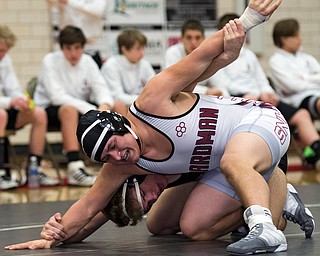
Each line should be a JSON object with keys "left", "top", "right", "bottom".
{"left": 38, "top": 171, "right": 60, "bottom": 186}
{"left": 0, "top": 174, "right": 20, "bottom": 190}
{"left": 67, "top": 160, "right": 96, "bottom": 186}
{"left": 283, "top": 183, "right": 315, "bottom": 238}
{"left": 226, "top": 222, "right": 287, "bottom": 255}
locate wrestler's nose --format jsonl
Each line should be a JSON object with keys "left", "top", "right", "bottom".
{"left": 109, "top": 150, "right": 121, "bottom": 161}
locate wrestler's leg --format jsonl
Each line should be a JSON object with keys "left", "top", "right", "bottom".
{"left": 221, "top": 132, "right": 274, "bottom": 208}
{"left": 179, "top": 184, "right": 243, "bottom": 240}
{"left": 146, "top": 182, "right": 197, "bottom": 235}
{"left": 177, "top": 166, "right": 286, "bottom": 241}
{"left": 221, "top": 132, "right": 288, "bottom": 254}
{"left": 268, "top": 166, "right": 287, "bottom": 230}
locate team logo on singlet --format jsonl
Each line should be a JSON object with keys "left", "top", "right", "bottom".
{"left": 189, "top": 108, "right": 219, "bottom": 172}
{"left": 274, "top": 108, "right": 289, "bottom": 145}
{"left": 175, "top": 122, "right": 187, "bottom": 137}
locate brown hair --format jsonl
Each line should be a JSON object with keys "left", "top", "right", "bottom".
{"left": 181, "top": 19, "right": 204, "bottom": 36}
{"left": 0, "top": 25, "right": 16, "bottom": 48}
{"left": 272, "top": 18, "right": 300, "bottom": 48}
{"left": 102, "top": 183, "right": 144, "bottom": 227}
{"left": 218, "top": 13, "right": 240, "bottom": 30}
{"left": 117, "top": 29, "right": 147, "bottom": 54}
{"left": 59, "top": 25, "right": 86, "bottom": 49}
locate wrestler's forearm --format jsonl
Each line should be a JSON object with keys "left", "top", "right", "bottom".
{"left": 62, "top": 212, "right": 109, "bottom": 244}
{"left": 57, "top": 199, "right": 96, "bottom": 243}
{"left": 186, "top": 21, "right": 244, "bottom": 90}
{"left": 190, "top": 29, "right": 225, "bottom": 68}
{"left": 180, "top": 30, "right": 225, "bottom": 92}
{"left": 57, "top": 169, "right": 124, "bottom": 243}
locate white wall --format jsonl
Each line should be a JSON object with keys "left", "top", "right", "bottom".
{"left": 0, "top": 0, "right": 319, "bottom": 87}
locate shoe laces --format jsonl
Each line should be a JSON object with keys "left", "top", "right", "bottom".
{"left": 38, "top": 172, "right": 48, "bottom": 182}
{"left": 284, "top": 210, "right": 312, "bottom": 231}
{"left": 243, "top": 224, "right": 261, "bottom": 241}
{"left": 0, "top": 175, "right": 12, "bottom": 182}
{"left": 73, "top": 168, "right": 91, "bottom": 181}
{"left": 284, "top": 212, "right": 298, "bottom": 224}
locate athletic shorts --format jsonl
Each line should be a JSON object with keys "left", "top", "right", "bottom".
{"left": 300, "top": 96, "right": 320, "bottom": 119}
{"left": 5, "top": 108, "right": 19, "bottom": 130}
{"left": 276, "top": 101, "right": 298, "bottom": 122}
{"left": 45, "top": 105, "right": 82, "bottom": 129}
{"left": 199, "top": 106, "right": 290, "bottom": 201}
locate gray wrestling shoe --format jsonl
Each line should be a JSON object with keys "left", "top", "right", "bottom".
{"left": 283, "top": 183, "right": 315, "bottom": 238}
{"left": 226, "top": 222, "right": 287, "bottom": 255}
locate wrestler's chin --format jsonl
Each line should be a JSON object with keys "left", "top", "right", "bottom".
{"left": 129, "top": 152, "right": 140, "bottom": 164}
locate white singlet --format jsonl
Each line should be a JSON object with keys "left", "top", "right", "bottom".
{"left": 130, "top": 94, "right": 290, "bottom": 199}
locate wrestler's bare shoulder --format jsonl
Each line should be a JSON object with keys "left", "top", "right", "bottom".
{"left": 136, "top": 92, "right": 197, "bottom": 117}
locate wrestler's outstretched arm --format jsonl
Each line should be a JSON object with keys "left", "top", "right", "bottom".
{"left": 5, "top": 211, "right": 109, "bottom": 250}
{"left": 190, "top": 19, "right": 245, "bottom": 88}
{"left": 138, "top": 0, "right": 282, "bottom": 110}
{"left": 5, "top": 164, "right": 133, "bottom": 250}
{"left": 192, "top": 0, "right": 282, "bottom": 88}
{"left": 40, "top": 211, "right": 109, "bottom": 243}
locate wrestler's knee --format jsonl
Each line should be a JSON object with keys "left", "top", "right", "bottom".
{"left": 180, "top": 216, "right": 219, "bottom": 241}
{"left": 146, "top": 218, "right": 162, "bottom": 235}
{"left": 146, "top": 218, "right": 179, "bottom": 235}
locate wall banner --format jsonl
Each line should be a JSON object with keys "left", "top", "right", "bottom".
{"left": 105, "top": 0, "right": 165, "bottom": 25}
{"left": 166, "top": 0, "right": 217, "bottom": 28}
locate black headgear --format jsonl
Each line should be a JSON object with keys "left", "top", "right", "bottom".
{"left": 77, "top": 110, "right": 131, "bottom": 162}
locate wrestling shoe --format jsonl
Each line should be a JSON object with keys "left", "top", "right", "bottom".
{"left": 67, "top": 160, "right": 96, "bottom": 186}
{"left": 283, "top": 183, "right": 315, "bottom": 238}
{"left": 226, "top": 222, "right": 287, "bottom": 255}
{"left": 0, "top": 174, "right": 19, "bottom": 190}
{"left": 37, "top": 171, "right": 60, "bottom": 186}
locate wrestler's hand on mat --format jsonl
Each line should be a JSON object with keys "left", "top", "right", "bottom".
{"left": 41, "top": 212, "right": 67, "bottom": 241}
{"left": 5, "top": 239, "right": 53, "bottom": 250}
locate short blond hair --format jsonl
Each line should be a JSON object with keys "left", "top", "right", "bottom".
{"left": 0, "top": 25, "right": 17, "bottom": 48}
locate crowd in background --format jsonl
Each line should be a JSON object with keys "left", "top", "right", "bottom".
{"left": 0, "top": 0, "right": 319, "bottom": 191}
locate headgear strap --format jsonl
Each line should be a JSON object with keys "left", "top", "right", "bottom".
{"left": 122, "top": 178, "right": 144, "bottom": 222}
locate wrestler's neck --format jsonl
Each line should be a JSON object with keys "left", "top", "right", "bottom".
{"left": 129, "top": 118, "right": 171, "bottom": 160}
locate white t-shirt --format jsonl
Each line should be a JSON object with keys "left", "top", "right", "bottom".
{"left": 101, "top": 55, "right": 155, "bottom": 105}
{"left": 269, "top": 48, "right": 320, "bottom": 108}
{"left": 57, "top": 0, "right": 107, "bottom": 52}
{"left": 35, "top": 50, "right": 113, "bottom": 114}
{"left": 0, "top": 54, "right": 24, "bottom": 109}
{"left": 212, "top": 47, "right": 275, "bottom": 97}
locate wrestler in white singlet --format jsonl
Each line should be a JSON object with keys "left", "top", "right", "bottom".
{"left": 130, "top": 94, "right": 290, "bottom": 199}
